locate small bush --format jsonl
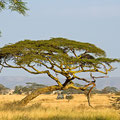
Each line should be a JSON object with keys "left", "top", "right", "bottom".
{"left": 115, "top": 92, "right": 120, "bottom": 95}
{"left": 65, "top": 93, "right": 74, "bottom": 102}
{"left": 110, "top": 97, "right": 120, "bottom": 109}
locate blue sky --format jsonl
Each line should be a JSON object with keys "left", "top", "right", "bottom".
{"left": 0, "top": 0, "right": 120, "bottom": 77}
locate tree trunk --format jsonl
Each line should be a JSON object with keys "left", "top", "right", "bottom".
{"left": 18, "top": 85, "right": 61, "bottom": 106}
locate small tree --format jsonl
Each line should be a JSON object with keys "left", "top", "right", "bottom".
{"left": 101, "top": 86, "right": 118, "bottom": 94}
{"left": 14, "top": 85, "right": 23, "bottom": 94}
{"left": 66, "top": 93, "right": 74, "bottom": 102}
{"left": 110, "top": 97, "right": 120, "bottom": 109}
{"left": 0, "top": 84, "right": 9, "bottom": 94}
{"left": 14, "top": 83, "right": 46, "bottom": 95}
{"left": 0, "top": 38, "right": 119, "bottom": 106}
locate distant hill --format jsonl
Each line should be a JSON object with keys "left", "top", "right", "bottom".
{"left": 0, "top": 76, "right": 56, "bottom": 89}
{"left": 0, "top": 76, "right": 119, "bottom": 90}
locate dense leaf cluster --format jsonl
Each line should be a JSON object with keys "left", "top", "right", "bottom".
{"left": 0, "top": 0, "right": 28, "bottom": 15}
{"left": 0, "top": 38, "right": 119, "bottom": 68}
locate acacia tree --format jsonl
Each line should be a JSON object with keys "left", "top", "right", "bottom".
{"left": 0, "top": 38, "right": 119, "bottom": 106}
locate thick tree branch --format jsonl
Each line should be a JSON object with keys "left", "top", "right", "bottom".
{"left": 3, "top": 61, "right": 48, "bottom": 74}
{"left": 18, "top": 82, "right": 95, "bottom": 106}
{"left": 19, "top": 85, "right": 62, "bottom": 106}
{"left": 63, "top": 77, "right": 75, "bottom": 87}
{"left": 46, "top": 71, "right": 63, "bottom": 87}
{"left": 86, "top": 82, "right": 96, "bottom": 107}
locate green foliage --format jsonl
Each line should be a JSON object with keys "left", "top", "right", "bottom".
{"left": 49, "top": 38, "right": 106, "bottom": 56}
{"left": 14, "top": 85, "right": 23, "bottom": 94}
{"left": 65, "top": 93, "right": 74, "bottom": 102}
{"left": 14, "top": 83, "right": 47, "bottom": 94}
{"left": 0, "top": 0, "right": 28, "bottom": 15}
{"left": 110, "top": 97, "right": 120, "bottom": 110}
{"left": 0, "top": 1, "right": 5, "bottom": 11}
{"left": 0, "top": 84, "right": 9, "bottom": 94}
{"left": 0, "top": 38, "right": 119, "bottom": 67}
{"left": 101, "top": 86, "right": 118, "bottom": 94}
{"left": 0, "top": 84, "right": 6, "bottom": 90}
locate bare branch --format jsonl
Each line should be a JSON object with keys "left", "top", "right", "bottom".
{"left": 0, "top": 66, "right": 3, "bottom": 73}
{"left": 4, "top": 62, "right": 21, "bottom": 68}
{"left": 90, "top": 73, "right": 108, "bottom": 82}
{"left": 4, "top": 61, "right": 48, "bottom": 74}
{"left": 74, "top": 75, "right": 90, "bottom": 83}
{"left": 71, "top": 49, "right": 78, "bottom": 58}
{"left": 46, "top": 71, "right": 63, "bottom": 87}
{"left": 20, "top": 66, "right": 48, "bottom": 74}
{"left": 86, "top": 82, "right": 96, "bottom": 107}
{"left": 28, "top": 64, "right": 42, "bottom": 73}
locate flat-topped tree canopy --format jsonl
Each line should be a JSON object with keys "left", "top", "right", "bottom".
{"left": 0, "top": 38, "right": 120, "bottom": 74}
{"left": 49, "top": 38, "right": 106, "bottom": 56}
{"left": 0, "top": 37, "right": 120, "bottom": 106}
{"left": 0, "top": 37, "right": 119, "bottom": 66}
{"left": 0, "top": 37, "right": 120, "bottom": 74}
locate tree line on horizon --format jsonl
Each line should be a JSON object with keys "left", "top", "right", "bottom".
{"left": 0, "top": 82, "right": 119, "bottom": 95}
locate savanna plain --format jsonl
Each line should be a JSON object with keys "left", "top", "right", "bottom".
{"left": 0, "top": 94, "right": 119, "bottom": 120}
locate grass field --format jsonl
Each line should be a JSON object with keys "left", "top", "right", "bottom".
{"left": 0, "top": 94, "right": 119, "bottom": 120}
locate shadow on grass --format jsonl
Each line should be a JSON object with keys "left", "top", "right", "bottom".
{"left": 13, "top": 116, "right": 113, "bottom": 120}
{"left": 1, "top": 101, "right": 50, "bottom": 112}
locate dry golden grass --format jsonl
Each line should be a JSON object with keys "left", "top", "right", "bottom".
{"left": 0, "top": 94, "right": 119, "bottom": 120}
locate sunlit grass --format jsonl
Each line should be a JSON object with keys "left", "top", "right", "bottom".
{"left": 0, "top": 94, "right": 119, "bottom": 120}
